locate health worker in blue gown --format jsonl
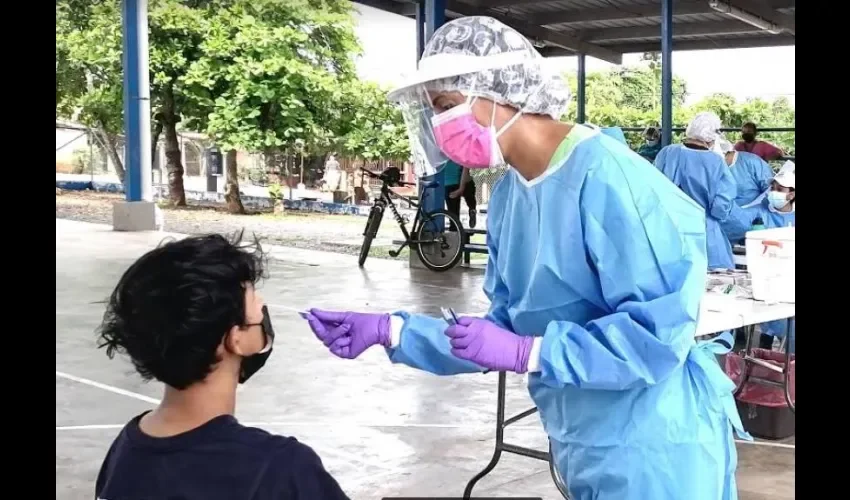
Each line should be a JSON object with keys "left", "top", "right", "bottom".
{"left": 654, "top": 112, "right": 739, "bottom": 270}
{"left": 718, "top": 138, "right": 774, "bottom": 207}
{"left": 726, "top": 164, "right": 796, "bottom": 352}
{"left": 302, "top": 16, "right": 749, "bottom": 500}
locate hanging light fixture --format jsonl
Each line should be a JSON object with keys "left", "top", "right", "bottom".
{"left": 708, "top": 1, "right": 783, "bottom": 35}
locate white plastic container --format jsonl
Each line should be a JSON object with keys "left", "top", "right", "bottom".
{"left": 745, "top": 226, "right": 795, "bottom": 303}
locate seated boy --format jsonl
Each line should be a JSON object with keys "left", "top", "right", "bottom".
{"left": 94, "top": 233, "right": 349, "bottom": 500}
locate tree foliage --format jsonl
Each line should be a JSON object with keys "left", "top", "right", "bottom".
{"left": 562, "top": 64, "right": 795, "bottom": 156}
{"left": 56, "top": 0, "right": 371, "bottom": 205}
{"left": 58, "top": 2, "right": 794, "bottom": 202}
{"left": 184, "top": 0, "right": 361, "bottom": 156}
{"left": 339, "top": 81, "right": 410, "bottom": 161}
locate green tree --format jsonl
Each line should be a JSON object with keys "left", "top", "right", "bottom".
{"left": 562, "top": 65, "right": 688, "bottom": 147}
{"left": 184, "top": 0, "right": 361, "bottom": 181}
{"left": 56, "top": 0, "right": 363, "bottom": 207}
{"left": 56, "top": 0, "right": 128, "bottom": 181}
{"left": 339, "top": 81, "right": 409, "bottom": 162}
{"left": 56, "top": 0, "right": 207, "bottom": 203}
{"left": 560, "top": 64, "right": 794, "bottom": 153}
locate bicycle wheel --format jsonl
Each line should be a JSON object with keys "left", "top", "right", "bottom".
{"left": 359, "top": 206, "right": 384, "bottom": 267}
{"left": 414, "top": 209, "right": 464, "bottom": 272}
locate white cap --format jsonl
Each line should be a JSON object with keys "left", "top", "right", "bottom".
{"left": 774, "top": 168, "right": 795, "bottom": 189}
{"left": 685, "top": 111, "right": 722, "bottom": 143}
{"left": 778, "top": 160, "right": 795, "bottom": 175}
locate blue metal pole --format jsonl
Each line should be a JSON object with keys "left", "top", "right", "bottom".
{"left": 121, "top": 0, "right": 152, "bottom": 202}
{"left": 660, "top": 0, "right": 673, "bottom": 147}
{"left": 416, "top": 1, "right": 425, "bottom": 63}
{"left": 420, "top": 0, "right": 446, "bottom": 219}
{"left": 424, "top": 0, "right": 446, "bottom": 39}
{"left": 577, "top": 53, "right": 586, "bottom": 124}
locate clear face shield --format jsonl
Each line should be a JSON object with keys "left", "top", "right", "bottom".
{"left": 393, "top": 84, "right": 452, "bottom": 179}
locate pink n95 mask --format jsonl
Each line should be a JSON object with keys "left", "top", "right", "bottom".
{"left": 430, "top": 98, "right": 513, "bottom": 169}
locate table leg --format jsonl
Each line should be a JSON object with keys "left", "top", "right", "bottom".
{"left": 548, "top": 440, "right": 571, "bottom": 499}
{"left": 463, "top": 371, "right": 506, "bottom": 500}
{"left": 463, "top": 372, "right": 571, "bottom": 499}
{"left": 733, "top": 325, "right": 755, "bottom": 398}
{"left": 783, "top": 317, "right": 795, "bottom": 413}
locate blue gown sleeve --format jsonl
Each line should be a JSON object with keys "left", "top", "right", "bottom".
{"left": 709, "top": 162, "right": 738, "bottom": 223}
{"left": 721, "top": 203, "right": 757, "bottom": 242}
{"left": 753, "top": 157, "right": 775, "bottom": 193}
{"left": 535, "top": 157, "right": 705, "bottom": 390}
{"left": 482, "top": 227, "right": 514, "bottom": 331}
{"left": 384, "top": 200, "right": 511, "bottom": 376}
{"left": 385, "top": 311, "right": 484, "bottom": 375}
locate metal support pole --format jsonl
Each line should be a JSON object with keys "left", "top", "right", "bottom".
{"left": 424, "top": 0, "right": 445, "bottom": 39}
{"left": 416, "top": 1, "right": 425, "bottom": 63}
{"left": 660, "top": 0, "right": 673, "bottom": 147}
{"left": 419, "top": 0, "right": 447, "bottom": 221}
{"left": 121, "top": 0, "right": 152, "bottom": 202}
{"left": 576, "top": 53, "right": 587, "bottom": 124}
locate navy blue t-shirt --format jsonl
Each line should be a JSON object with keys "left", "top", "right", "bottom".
{"left": 95, "top": 412, "right": 349, "bottom": 500}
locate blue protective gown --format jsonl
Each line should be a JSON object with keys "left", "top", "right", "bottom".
{"left": 655, "top": 144, "right": 738, "bottom": 270}
{"left": 727, "top": 151, "right": 774, "bottom": 207}
{"left": 386, "top": 127, "right": 747, "bottom": 500}
{"left": 600, "top": 126, "right": 627, "bottom": 145}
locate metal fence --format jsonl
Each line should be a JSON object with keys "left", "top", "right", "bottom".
{"left": 56, "top": 123, "right": 215, "bottom": 191}
{"left": 57, "top": 121, "right": 793, "bottom": 206}
{"left": 56, "top": 123, "right": 413, "bottom": 204}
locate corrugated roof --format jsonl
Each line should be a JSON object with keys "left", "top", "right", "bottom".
{"left": 354, "top": 0, "right": 795, "bottom": 64}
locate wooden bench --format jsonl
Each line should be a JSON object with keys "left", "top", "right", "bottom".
{"left": 463, "top": 228, "right": 489, "bottom": 265}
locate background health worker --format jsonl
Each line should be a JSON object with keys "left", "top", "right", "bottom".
{"left": 717, "top": 137, "right": 775, "bottom": 207}
{"left": 726, "top": 163, "right": 795, "bottom": 351}
{"left": 654, "top": 112, "right": 739, "bottom": 269}
{"left": 303, "top": 16, "right": 748, "bottom": 500}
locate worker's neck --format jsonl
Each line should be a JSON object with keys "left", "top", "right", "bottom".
{"left": 140, "top": 373, "right": 237, "bottom": 437}
{"left": 501, "top": 116, "right": 572, "bottom": 182}
{"left": 776, "top": 202, "right": 793, "bottom": 213}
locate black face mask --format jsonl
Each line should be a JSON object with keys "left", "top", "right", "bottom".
{"left": 741, "top": 133, "right": 755, "bottom": 143}
{"left": 239, "top": 305, "right": 275, "bottom": 384}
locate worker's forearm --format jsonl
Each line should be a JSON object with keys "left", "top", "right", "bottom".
{"left": 385, "top": 312, "right": 485, "bottom": 375}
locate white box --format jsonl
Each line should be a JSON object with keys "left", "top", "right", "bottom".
{"left": 745, "top": 226, "right": 795, "bottom": 303}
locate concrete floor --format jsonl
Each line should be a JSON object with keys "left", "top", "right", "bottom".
{"left": 55, "top": 218, "right": 794, "bottom": 500}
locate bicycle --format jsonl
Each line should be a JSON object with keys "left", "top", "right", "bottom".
{"left": 358, "top": 167, "right": 464, "bottom": 272}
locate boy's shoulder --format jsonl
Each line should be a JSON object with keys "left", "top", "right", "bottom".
{"left": 249, "top": 429, "right": 350, "bottom": 499}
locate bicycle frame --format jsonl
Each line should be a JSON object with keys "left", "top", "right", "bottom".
{"left": 376, "top": 183, "right": 434, "bottom": 257}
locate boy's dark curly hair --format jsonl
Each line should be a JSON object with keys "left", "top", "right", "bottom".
{"left": 97, "top": 231, "right": 267, "bottom": 389}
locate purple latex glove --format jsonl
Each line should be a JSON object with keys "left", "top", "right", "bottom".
{"left": 302, "top": 309, "right": 391, "bottom": 359}
{"left": 445, "top": 317, "right": 534, "bottom": 373}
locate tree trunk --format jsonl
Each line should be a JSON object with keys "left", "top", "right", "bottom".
{"left": 151, "top": 114, "right": 163, "bottom": 169}
{"left": 93, "top": 129, "right": 125, "bottom": 183}
{"left": 264, "top": 148, "right": 283, "bottom": 213}
{"left": 162, "top": 85, "right": 186, "bottom": 206}
{"left": 224, "top": 149, "right": 245, "bottom": 214}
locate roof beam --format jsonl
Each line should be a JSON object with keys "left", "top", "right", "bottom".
{"left": 447, "top": 1, "right": 623, "bottom": 64}
{"left": 529, "top": 0, "right": 795, "bottom": 27}
{"left": 463, "top": 0, "right": 555, "bottom": 8}
{"left": 531, "top": 0, "right": 711, "bottom": 26}
{"left": 583, "top": 20, "right": 763, "bottom": 42}
{"left": 351, "top": 0, "right": 417, "bottom": 17}
{"left": 613, "top": 35, "right": 795, "bottom": 54}
{"left": 717, "top": 0, "right": 795, "bottom": 35}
